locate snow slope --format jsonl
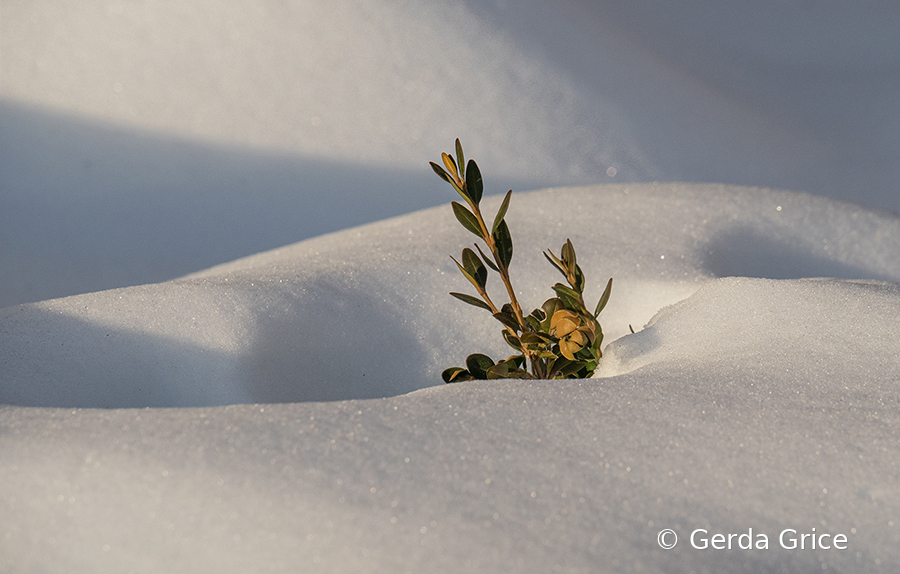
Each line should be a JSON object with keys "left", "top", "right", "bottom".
{"left": 2, "top": 0, "right": 899, "bottom": 307}
{"left": 4, "top": 183, "right": 899, "bottom": 408}
{"left": 3, "top": 184, "right": 900, "bottom": 572}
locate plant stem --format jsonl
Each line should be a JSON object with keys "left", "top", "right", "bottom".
{"left": 470, "top": 203, "right": 528, "bottom": 331}
{"left": 466, "top": 199, "right": 539, "bottom": 370}
{"left": 474, "top": 285, "right": 500, "bottom": 314}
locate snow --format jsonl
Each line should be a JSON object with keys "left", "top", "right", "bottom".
{"left": 3, "top": 1, "right": 900, "bottom": 572}
{"left": 4, "top": 184, "right": 900, "bottom": 572}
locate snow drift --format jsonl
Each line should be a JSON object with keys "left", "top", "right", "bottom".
{"left": 4, "top": 184, "right": 899, "bottom": 409}
{"left": 3, "top": 184, "right": 900, "bottom": 572}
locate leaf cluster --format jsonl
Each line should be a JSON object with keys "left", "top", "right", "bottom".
{"left": 431, "top": 140, "right": 613, "bottom": 382}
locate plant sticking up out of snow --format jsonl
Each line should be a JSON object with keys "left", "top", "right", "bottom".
{"left": 431, "top": 139, "right": 613, "bottom": 382}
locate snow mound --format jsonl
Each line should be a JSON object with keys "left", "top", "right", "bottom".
{"left": 3, "top": 183, "right": 900, "bottom": 573}
{"left": 598, "top": 276, "right": 900, "bottom": 382}
{"left": 2, "top": 183, "right": 900, "bottom": 408}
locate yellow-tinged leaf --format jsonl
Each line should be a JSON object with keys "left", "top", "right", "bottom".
{"left": 550, "top": 309, "right": 580, "bottom": 336}
{"left": 559, "top": 339, "right": 578, "bottom": 361}
{"left": 570, "top": 330, "right": 587, "bottom": 347}
{"left": 442, "top": 152, "right": 458, "bottom": 179}
{"left": 559, "top": 331, "right": 587, "bottom": 361}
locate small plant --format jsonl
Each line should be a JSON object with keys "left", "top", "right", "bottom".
{"left": 431, "top": 139, "right": 613, "bottom": 382}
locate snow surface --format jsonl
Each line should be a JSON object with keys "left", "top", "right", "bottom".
{"left": 4, "top": 184, "right": 900, "bottom": 572}
{"left": 3, "top": 1, "right": 900, "bottom": 572}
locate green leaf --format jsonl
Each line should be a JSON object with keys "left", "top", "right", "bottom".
{"left": 492, "top": 189, "right": 512, "bottom": 236}
{"left": 528, "top": 307, "right": 547, "bottom": 323}
{"left": 543, "top": 250, "right": 566, "bottom": 278}
{"left": 449, "top": 292, "right": 492, "bottom": 312}
{"left": 486, "top": 361, "right": 533, "bottom": 380}
{"left": 549, "top": 357, "right": 585, "bottom": 379}
{"left": 485, "top": 361, "right": 508, "bottom": 379}
{"left": 465, "top": 159, "right": 483, "bottom": 206}
{"left": 546, "top": 357, "right": 570, "bottom": 377}
{"left": 509, "top": 367, "right": 536, "bottom": 379}
{"left": 553, "top": 283, "right": 582, "bottom": 310}
{"left": 493, "top": 219, "right": 513, "bottom": 269}
{"left": 461, "top": 247, "right": 487, "bottom": 289}
{"left": 466, "top": 353, "right": 495, "bottom": 379}
{"left": 455, "top": 139, "right": 465, "bottom": 179}
{"left": 561, "top": 239, "right": 576, "bottom": 269}
{"left": 431, "top": 162, "right": 465, "bottom": 197}
{"left": 506, "top": 355, "right": 526, "bottom": 369}
{"left": 573, "top": 344, "right": 595, "bottom": 361}
{"left": 452, "top": 201, "right": 483, "bottom": 238}
{"left": 594, "top": 277, "right": 613, "bottom": 317}
{"left": 492, "top": 309, "right": 520, "bottom": 331}
{"left": 521, "top": 331, "right": 556, "bottom": 345}
{"left": 450, "top": 256, "right": 481, "bottom": 291}
{"left": 503, "top": 330, "right": 522, "bottom": 351}
{"left": 573, "top": 264, "right": 585, "bottom": 293}
{"left": 442, "top": 367, "right": 473, "bottom": 383}
{"left": 592, "top": 328, "right": 604, "bottom": 352}
{"left": 430, "top": 161, "right": 452, "bottom": 183}
{"left": 474, "top": 243, "right": 499, "bottom": 272}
